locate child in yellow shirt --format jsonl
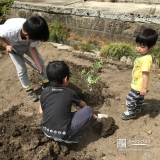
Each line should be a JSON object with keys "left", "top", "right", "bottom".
{"left": 121, "top": 28, "right": 158, "bottom": 120}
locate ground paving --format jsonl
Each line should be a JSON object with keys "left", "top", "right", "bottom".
{"left": 15, "top": 0, "right": 160, "bottom": 15}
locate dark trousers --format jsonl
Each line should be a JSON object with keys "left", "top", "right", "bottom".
{"left": 43, "top": 106, "right": 93, "bottom": 141}
{"left": 66, "top": 106, "right": 93, "bottom": 139}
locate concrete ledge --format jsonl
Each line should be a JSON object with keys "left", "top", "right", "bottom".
{"left": 11, "top": 1, "right": 160, "bottom": 24}
{"left": 93, "top": 0, "right": 160, "bottom": 4}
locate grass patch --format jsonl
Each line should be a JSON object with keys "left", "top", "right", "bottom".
{"left": 80, "top": 43, "right": 94, "bottom": 52}
{"left": 48, "top": 21, "right": 69, "bottom": 43}
{"left": 151, "top": 46, "right": 160, "bottom": 67}
{"left": 100, "top": 43, "right": 136, "bottom": 60}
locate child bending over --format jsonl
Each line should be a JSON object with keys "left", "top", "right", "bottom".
{"left": 0, "top": 15, "right": 50, "bottom": 102}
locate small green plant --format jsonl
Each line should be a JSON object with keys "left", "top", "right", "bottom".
{"left": 72, "top": 59, "right": 103, "bottom": 93}
{"left": 48, "top": 21, "right": 69, "bottom": 43}
{"left": 100, "top": 43, "right": 136, "bottom": 60}
{"left": 0, "top": 0, "right": 14, "bottom": 24}
{"left": 80, "top": 42, "right": 94, "bottom": 52}
{"left": 71, "top": 42, "right": 95, "bottom": 52}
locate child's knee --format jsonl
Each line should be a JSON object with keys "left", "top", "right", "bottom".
{"left": 83, "top": 106, "right": 93, "bottom": 115}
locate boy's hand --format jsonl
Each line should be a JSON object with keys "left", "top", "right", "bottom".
{"left": 92, "top": 114, "right": 98, "bottom": 119}
{"left": 79, "top": 100, "right": 87, "bottom": 108}
{"left": 35, "top": 63, "right": 42, "bottom": 74}
{"left": 5, "top": 45, "right": 12, "bottom": 53}
{"left": 140, "top": 88, "right": 147, "bottom": 96}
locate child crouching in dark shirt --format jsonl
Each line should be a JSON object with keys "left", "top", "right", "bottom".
{"left": 39, "top": 60, "right": 99, "bottom": 143}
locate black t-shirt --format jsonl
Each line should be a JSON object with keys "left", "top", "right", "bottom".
{"left": 40, "top": 86, "right": 81, "bottom": 139}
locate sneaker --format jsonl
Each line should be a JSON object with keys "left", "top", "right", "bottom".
{"left": 42, "top": 82, "right": 50, "bottom": 90}
{"left": 26, "top": 89, "right": 39, "bottom": 102}
{"left": 121, "top": 110, "right": 136, "bottom": 120}
{"left": 64, "top": 135, "right": 83, "bottom": 144}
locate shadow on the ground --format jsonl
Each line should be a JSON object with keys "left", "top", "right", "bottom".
{"left": 35, "top": 87, "right": 43, "bottom": 96}
{"left": 66, "top": 115, "right": 119, "bottom": 155}
{"left": 137, "top": 98, "right": 160, "bottom": 118}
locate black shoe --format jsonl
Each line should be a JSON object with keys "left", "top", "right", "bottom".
{"left": 26, "top": 89, "right": 39, "bottom": 102}
{"left": 64, "top": 134, "right": 83, "bottom": 144}
{"left": 42, "top": 82, "right": 50, "bottom": 90}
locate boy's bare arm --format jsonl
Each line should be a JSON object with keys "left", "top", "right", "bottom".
{"left": 29, "top": 46, "right": 42, "bottom": 73}
{"left": 79, "top": 100, "right": 98, "bottom": 119}
{"left": 79, "top": 100, "right": 87, "bottom": 108}
{"left": 39, "top": 105, "right": 43, "bottom": 114}
{"left": 140, "top": 71, "right": 149, "bottom": 96}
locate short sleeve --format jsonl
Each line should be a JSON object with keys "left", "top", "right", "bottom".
{"left": 30, "top": 41, "right": 41, "bottom": 47}
{"left": 72, "top": 91, "right": 81, "bottom": 106}
{"left": 141, "top": 56, "right": 152, "bottom": 72}
{"left": 0, "top": 25, "right": 6, "bottom": 37}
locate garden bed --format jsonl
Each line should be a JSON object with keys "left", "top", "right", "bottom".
{"left": 0, "top": 42, "right": 160, "bottom": 160}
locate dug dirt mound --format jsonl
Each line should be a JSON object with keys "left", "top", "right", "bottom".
{"left": 0, "top": 49, "right": 113, "bottom": 159}
{"left": 0, "top": 105, "right": 69, "bottom": 159}
{"left": 0, "top": 99, "right": 115, "bottom": 160}
{"left": 93, "top": 117, "right": 117, "bottom": 137}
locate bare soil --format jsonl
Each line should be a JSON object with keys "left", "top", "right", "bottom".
{"left": 0, "top": 42, "right": 160, "bottom": 160}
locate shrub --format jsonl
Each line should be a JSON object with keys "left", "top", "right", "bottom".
{"left": 80, "top": 43, "right": 94, "bottom": 52}
{"left": 151, "top": 46, "right": 160, "bottom": 67}
{"left": 100, "top": 42, "right": 160, "bottom": 67}
{"left": 100, "top": 43, "right": 136, "bottom": 60}
{"left": 0, "top": 0, "right": 14, "bottom": 24}
{"left": 48, "top": 21, "right": 69, "bottom": 43}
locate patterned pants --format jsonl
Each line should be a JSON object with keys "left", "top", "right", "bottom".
{"left": 126, "top": 88, "right": 144, "bottom": 114}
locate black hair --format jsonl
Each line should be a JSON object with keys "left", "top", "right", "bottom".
{"left": 46, "top": 61, "right": 70, "bottom": 86}
{"left": 23, "top": 15, "right": 49, "bottom": 41}
{"left": 136, "top": 28, "right": 158, "bottom": 49}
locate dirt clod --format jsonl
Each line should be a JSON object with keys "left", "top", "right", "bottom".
{"left": 93, "top": 117, "right": 116, "bottom": 137}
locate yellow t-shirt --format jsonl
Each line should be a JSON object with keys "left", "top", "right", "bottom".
{"left": 131, "top": 54, "right": 152, "bottom": 91}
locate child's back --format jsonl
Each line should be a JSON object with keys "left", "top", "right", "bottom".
{"left": 40, "top": 61, "right": 96, "bottom": 143}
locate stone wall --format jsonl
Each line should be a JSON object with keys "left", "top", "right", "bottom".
{"left": 94, "top": 0, "right": 160, "bottom": 4}
{"left": 6, "top": 2, "right": 160, "bottom": 44}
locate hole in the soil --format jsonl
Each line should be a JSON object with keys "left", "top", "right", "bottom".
{"left": 66, "top": 61, "right": 106, "bottom": 110}
{"left": 0, "top": 142, "right": 3, "bottom": 147}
